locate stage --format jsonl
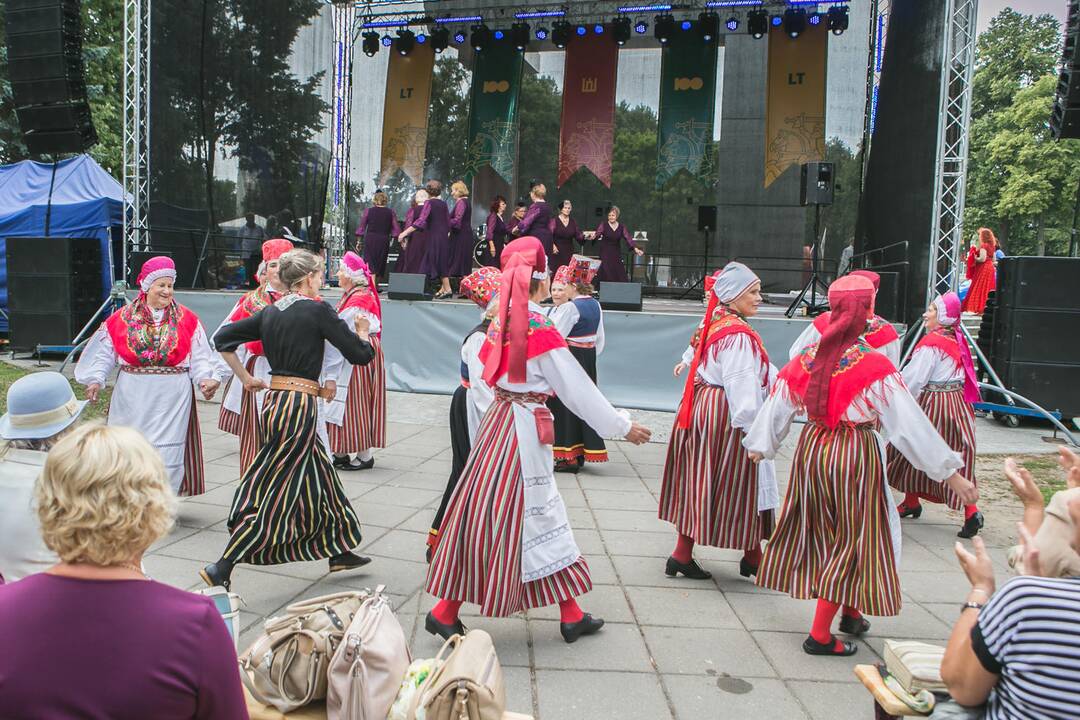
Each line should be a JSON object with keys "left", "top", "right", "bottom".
{"left": 170, "top": 289, "right": 833, "bottom": 412}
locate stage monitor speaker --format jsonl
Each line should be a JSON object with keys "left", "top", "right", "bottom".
{"left": 994, "top": 256, "right": 1080, "bottom": 312}
{"left": 991, "top": 360, "right": 1080, "bottom": 419}
{"left": 697, "top": 205, "right": 717, "bottom": 232}
{"left": 800, "top": 162, "right": 834, "bottom": 206}
{"left": 599, "top": 281, "right": 642, "bottom": 312}
{"left": 1052, "top": 0, "right": 1080, "bottom": 138}
{"left": 991, "top": 308, "right": 1080, "bottom": 365}
{"left": 387, "top": 273, "right": 429, "bottom": 301}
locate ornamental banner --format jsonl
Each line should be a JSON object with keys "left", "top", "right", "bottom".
{"left": 557, "top": 30, "right": 619, "bottom": 188}
{"left": 656, "top": 39, "right": 718, "bottom": 188}
{"left": 465, "top": 44, "right": 524, "bottom": 185}
{"left": 764, "top": 23, "right": 827, "bottom": 187}
{"left": 379, "top": 42, "right": 435, "bottom": 185}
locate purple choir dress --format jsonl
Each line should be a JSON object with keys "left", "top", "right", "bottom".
{"left": 414, "top": 197, "right": 451, "bottom": 280}
{"left": 484, "top": 213, "right": 510, "bottom": 267}
{"left": 549, "top": 215, "right": 583, "bottom": 274}
{"left": 356, "top": 206, "right": 400, "bottom": 276}
{"left": 398, "top": 205, "right": 428, "bottom": 274}
{"left": 515, "top": 200, "right": 554, "bottom": 256}
{"left": 448, "top": 197, "right": 474, "bottom": 277}
{"left": 593, "top": 221, "right": 637, "bottom": 283}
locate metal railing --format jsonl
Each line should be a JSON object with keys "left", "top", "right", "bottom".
{"left": 634, "top": 251, "right": 839, "bottom": 300}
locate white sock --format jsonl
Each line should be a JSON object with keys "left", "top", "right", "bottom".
{"left": 358, "top": 449, "right": 374, "bottom": 462}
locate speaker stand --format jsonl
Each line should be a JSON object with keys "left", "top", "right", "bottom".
{"left": 786, "top": 206, "right": 829, "bottom": 318}
{"left": 678, "top": 228, "right": 712, "bottom": 301}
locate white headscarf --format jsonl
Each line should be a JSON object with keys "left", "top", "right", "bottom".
{"left": 712, "top": 261, "right": 759, "bottom": 304}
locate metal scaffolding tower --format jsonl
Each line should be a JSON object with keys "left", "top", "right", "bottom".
{"left": 122, "top": 0, "right": 151, "bottom": 277}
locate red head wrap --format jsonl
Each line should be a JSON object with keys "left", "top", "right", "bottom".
{"left": 482, "top": 237, "right": 548, "bottom": 385}
{"left": 262, "top": 238, "right": 294, "bottom": 262}
{"left": 805, "top": 275, "right": 875, "bottom": 420}
{"left": 849, "top": 269, "right": 880, "bottom": 292}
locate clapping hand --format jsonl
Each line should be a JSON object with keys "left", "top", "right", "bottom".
{"left": 1004, "top": 457, "right": 1042, "bottom": 507}
{"left": 954, "top": 535, "right": 996, "bottom": 595}
{"left": 1017, "top": 522, "right": 1044, "bottom": 577}
{"left": 673, "top": 362, "right": 688, "bottom": 377}
{"left": 1059, "top": 447, "right": 1080, "bottom": 489}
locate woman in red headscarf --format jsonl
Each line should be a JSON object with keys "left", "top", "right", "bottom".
{"left": 75, "top": 256, "right": 223, "bottom": 496}
{"left": 425, "top": 237, "right": 652, "bottom": 645}
{"left": 961, "top": 228, "right": 998, "bottom": 315}
{"left": 659, "top": 261, "right": 779, "bottom": 582}
{"left": 744, "top": 275, "right": 977, "bottom": 657}
{"left": 214, "top": 238, "right": 293, "bottom": 473}
{"left": 889, "top": 291, "right": 983, "bottom": 537}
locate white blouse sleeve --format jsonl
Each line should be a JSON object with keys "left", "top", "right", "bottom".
{"left": 899, "top": 346, "right": 937, "bottom": 402}
{"left": 464, "top": 332, "right": 493, "bottom": 415}
{"left": 743, "top": 377, "right": 800, "bottom": 460}
{"left": 187, "top": 323, "right": 220, "bottom": 383}
{"left": 537, "top": 348, "right": 632, "bottom": 439}
{"left": 595, "top": 311, "right": 606, "bottom": 356}
{"left": 680, "top": 344, "right": 695, "bottom": 366}
{"left": 321, "top": 341, "right": 344, "bottom": 384}
{"left": 547, "top": 303, "right": 578, "bottom": 338}
{"left": 210, "top": 304, "right": 240, "bottom": 380}
{"left": 881, "top": 338, "right": 902, "bottom": 368}
{"left": 875, "top": 374, "right": 964, "bottom": 482}
{"left": 712, "top": 335, "right": 769, "bottom": 432}
{"left": 788, "top": 323, "right": 821, "bottom": 361}
{"left": 74, "top": 326, "right": 116, "bottom": 387}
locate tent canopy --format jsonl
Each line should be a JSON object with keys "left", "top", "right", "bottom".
{"left": 0, "top": 155, "right": 123, "bottom": 331}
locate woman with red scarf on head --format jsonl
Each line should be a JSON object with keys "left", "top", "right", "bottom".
{"left": 76, "top": 256, "right": 223, "bottom": 496}
{"left": 962, "top": 227, "right": 998, "bottom": 315}
{"left": 889, "top": 292, "right": 984, "bottom": 537}
{"left": 214, "top": 238, "right": 292, "bottom": 474}
{"left": 425, "top": 237, "right": 651, "bottom": 645}
{"left": 325, "top": 252, "right": 386, "bottom": 472}
{"left": 660, "top": 262, "right": 779, "bottom": 582}
{"left": 744, "top": 275, "right": 977, "bottom": 657}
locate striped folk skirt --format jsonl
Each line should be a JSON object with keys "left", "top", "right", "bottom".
{"left": 218, "top": 356, "right": 263, "bottom": 474}
{"left": 887, "top": 386, "right": 976, "bottom": 511}
{"left": 426, "top": 399, "right": 592, "bottom": 616}
{"left": 757, "top": 422, "right": 902, "bottom": 616}
{"left": 551, "top": 345, "right": 608, "bottom": 465}
{"left": 430, "top": 384, "right": 472, "bottom": 536}
{"left": 180, "top": 387, "right": 206, "bottom": 497}
{"left": 658, "top": 384, "right": 764, "bottom": 551}
{"left": 223, "top": 389, "right": 363, "bottom": 566}
{"left": 329, "top": 337, "right": 387, "bottom": 455}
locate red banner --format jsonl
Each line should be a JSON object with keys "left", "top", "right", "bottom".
{"left": 557, "top": 31, "right": 619, "bottom": 188}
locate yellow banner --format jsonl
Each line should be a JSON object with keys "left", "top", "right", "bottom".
{"left": 379, "top": 43, "right": 434, "bottom": 185}
{"left": 764, "top": 25, "right": 827, "bottom": 187}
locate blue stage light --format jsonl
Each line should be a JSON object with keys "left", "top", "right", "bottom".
{"left": 416, "top": 33, "right": 427, "bottom": 43}
{"left": 494, "top": 29, "right": 504, "bottom": 39}
{"left": 771, "top": 15, "right": 782, "bottom": 26}
{"left": 681, "top": 20, "right": 692, "bottom": 30}
{"left": 726, "top": 17, "right": 739, "bottom": 31}
{"left": 453, "top": 31, "right": 466, "bottom": 43}
{"left": 594, "top": 24, "right": 604, "bottom": 34}
{"left": 381, "top": 35, "right": 392, "bottom": 47}
{"left": 634, "top": 19, "right": 648, "bottom": 33}
{"left": 536, "top": 27, "right": 548, "bottom": 40}
{"left": 576, "top": 25, "right": 587, "bottom": 35}
{"left": 808, "top": 13, "right": 821, "bottom": 26}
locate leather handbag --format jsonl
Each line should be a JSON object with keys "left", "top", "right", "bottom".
{"left": 240, "top": 590, "right": 371, "bottom": 713}
{"left": 326, "top": 585, "right": 412, "bottom": 720}
{"left": 407, "top": 630, "right": 505, "bottom": 720}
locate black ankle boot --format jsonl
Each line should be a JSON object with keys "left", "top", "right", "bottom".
{"left": 200, "top": 559, "right": 234, "bottom": 590}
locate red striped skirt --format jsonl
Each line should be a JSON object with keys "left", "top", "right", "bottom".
{"left": 217, "top": 355, "right": 263, "bottom": 474}
{"left": 757, "top": 422, "right": 902, "bottom": 616}
{"left": 658, "top": 384, "right": 763, "bottom": 551}
{"left": 328, "top": 337, "right": 387, "bottom": 455}
{"left": 887, "top": 386, "right": 976, "bottom": 510}
{"left": 426, "top": 399, "right": 592, "bottom": 616}
{"left": 179, "top": 387, "right": 205, "bottom": 497}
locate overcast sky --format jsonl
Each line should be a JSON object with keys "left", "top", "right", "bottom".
{"left": 978, "top": 1, "right": 1067, "bottom": 33}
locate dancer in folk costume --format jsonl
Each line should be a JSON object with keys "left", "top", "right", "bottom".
{"left": 788, "top": 270, "right": 901, "bottom": 366}
{"left": 545, "top": 255, "right": 609, "bottom": 473}
{"left": 659, "top": 262, "right": 779, "bottom": 580}
{"left": 326, "top": 252, "right": 386, "bottom": 472}
{"left": 215, "top": 238, "right": 293, "bottom": 474}
{"left": 889, "top": 292, "right": 984, "bottom": 537}
{"left": 426, "top": 266, "right": 501, "bottom": 563}
{"left": 744, "top": 276, "right": 977, "bottom": 657}
{"left": 76, "top": 257, "right": 220, "bottom": 496}
{"left": 962, "top": 227, "right": 998, "bottom": 315}
{"left": 425, "top": 237, "right": 651, "bottom": 644}
{"left": 201, "top": 250, "right": 375, "bottom": 590}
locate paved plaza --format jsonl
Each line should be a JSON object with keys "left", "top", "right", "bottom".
{"left": 143, "top": 391, "right": 1058, "bottom": 720}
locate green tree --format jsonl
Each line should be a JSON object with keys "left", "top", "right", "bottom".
{"left": 424, "top": 54, "right": 470, "bottom": 182}
{"left": 516, "top": 71, "right": 561, "bottom": 200}
{"left": 0, "top": 10, "right": 28, "bottom": 164}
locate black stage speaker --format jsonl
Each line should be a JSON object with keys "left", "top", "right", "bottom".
{"left": 387, "top": 273, "right": 429, "bottom": 301}
{"left": 5, "top": 236, "right": 102, "bottom": 349}
{"left": 800, "top": 162, "right": 834, "bottom": 206}
{"left": 4, "top": 0, "right": 97, "bottom": 155}
{"left": 1052, "top": 1, "right": 1080, "bottom": 139}
{"left": 697, "top": 205, "right": 717, "bottom": 232}
{"left": 598, "top": 281, "right": 642, "bottom": 312}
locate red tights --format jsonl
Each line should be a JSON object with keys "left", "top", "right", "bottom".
{"left": 433, "top": 598, "right": 584, "bottom": 625}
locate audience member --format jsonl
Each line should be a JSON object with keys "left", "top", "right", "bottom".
{"left": 1003, "top": 451, "right": 1080, "bottom": 577}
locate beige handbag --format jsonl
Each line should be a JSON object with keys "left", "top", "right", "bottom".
{"left": 240, "top": 590, "right": 371, "bottom": 713}
{"left": 408, "top": 630, "right": 505, "bottom": 720}
{"left": 326, "top": 585, "right": 412, "bottom": 720}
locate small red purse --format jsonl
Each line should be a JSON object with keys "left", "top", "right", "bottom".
{"left": 533, "top": 406, "right": 555, "bottom": 445}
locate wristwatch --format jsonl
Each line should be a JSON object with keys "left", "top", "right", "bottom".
{"left": 961, "top": 601, "right": 984, "bottom": 614}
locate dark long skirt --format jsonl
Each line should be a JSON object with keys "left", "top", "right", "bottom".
{"left": 361, "top": 232, "right": 392, "bottom": 276}
{"left": 430, "top": 384, "right": 472, "bottom": 538}
{"left": 551, "top": 345, "right": 607, "bottom": 464}
{"left": 399, "top": 231, "right": 428, "bottom": 275}
{"left": 222, "top": 389, "right": 363, "bottom": 565}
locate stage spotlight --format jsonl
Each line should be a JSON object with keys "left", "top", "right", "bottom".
{"left": 431, "top": 26, "right": 450, "bottom": 52}
{"left": 827, "top": 5, "right": 849, "bottom": 35}
{"left": 494, "top": 29, "right": 505, "bottom": 40}
{"left": 770, "top": 15, "right": 782, "bottom": 27}
{"left": 535, "top": 26, "right": 549, "bottom": 40}
{"left": 654, "top": 14, "right": 675, "bottom": 44}
{"left": 396, "top": 29, "right": 415, "bottom": 55}
{"left": 453, "top": 30, "right": 466, "bottom": 44}
{"left": 416, "top": 33, "right": 427, "bottom": 44}
{"left": 576, "top": 25, "right": 587, "bottom": 36}
{"left": 680, "top": 19, "right": 692, "bottom": 31}
{"left": 783, "top": 9, "right": 806, "bottom": 38}
{"left": 634, "top": 19, "right": 648, "bottom": 34}
{"left": 698, "top": 12, "right": 719, "bottom": 42}
{"left": 747, "top": 10, "right": 768, "bottom": 38}
{"left": 361, "top": 31, "right": 379, "bottom": 56}
{"left": 725, "top": 16, "right": 739, "bottom": 32}
{"left": 381, "top": 34, "right": 393, "bottom": 47}
{"left": 511, "top": 22, "right": 530, "bottom": 49}
{"left": 808, "top": 13, "right": 821, "bottom": 27}
{"left": 594, "top": 24, "right": 604, "bottom": 34}
{"left": 470, "top": 23, "right": 491, "bottom": 50}
{"left": 613, "top": 17, "right": 632, "bottom": 45}
{"left": 552, "top": 20, "right": 571, "bottom": 48}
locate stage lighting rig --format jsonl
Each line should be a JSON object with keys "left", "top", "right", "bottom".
{"left": 511, "top": 22, "right": 530, "bottom": 50}
{"left": 470, "top": 23, "right": 492, "bottom": 50}
{"left": 808, "top": 13, "right": 821, "bottom": 27}
{"left": 747, "top": 9, "right": 767, "bottom": 38}
{"left": 494, "top": 29, "right": 505, "bottom": 40}
{"left": 698, "top": 12, "right": 719, "bottom": 42}
{"left": 654, "top": 14, "right": 675, "bottom": 44}
{"left": 634, "top": 19, "right": 649, "bottom": 34}
{"left": 613, "top": 17, "right": 632, "bottom": 45}
{"left": 396, "top": 29, "right": 415, "bottom": 55}
{"left": 453, "top": 30, "right": 467, "bottom": 44}
{"left": 725, "top": 16, "right": 739, "bottom": 31}
{"left": 576, "top": 25, "right": 588, "bottom": 36}
{"left": 362, "top": 31, "right": 380, "bottom": 57}
{"left": 535, "top": 26, "right": 549, "bottom": 40}
{"left": 431, "top": 26, "right": 450, "bottom": 53}
{"left": 552, "top": 20, "right": 571, "bottom": 47}
{"left": 827, "top": 5, "right": 848, "bottom": 35}
{"left": 783, "top": 8, "right": 806, "bottom": 38}
{"left": 381, "top": 34, "right": 393, "bottom": 47}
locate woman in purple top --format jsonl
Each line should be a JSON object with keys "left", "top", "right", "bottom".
{"left": 355, "top": 190, "right": 400, "bottom": 281}
{"left": 550, "top": 199, "right": 584, "bottom": 274}
{"left": 591, "top": 205, "right": 645, "bottom": 284}
{"left": 483, "top": 195, "right": 510, "bottom": 267}
{"left": 0, "top": 424, "right": 248, "bottom": 720}
{"left": 513, "top": 183, "right": 554, "bottom": 256}
{"left": 447, "top": 180, "right": 475, "bottom": 279}
{"left": 400, "top": 180, "right": 453, "bottom": 299}
{"left": 397, "top": 189, "right": 429, "bottom": 274}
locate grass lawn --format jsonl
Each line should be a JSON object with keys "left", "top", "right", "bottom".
{"left": 0, "top": 362, "right": 112, "bottom": 421}
{"left": 978, "top": 452, "right": 1071, "bottom": 506}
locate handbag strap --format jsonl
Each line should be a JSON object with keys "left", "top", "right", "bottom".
{"left": 240, "top": 628, "right": 328, "bottom": 710}
{"left": 406, "top": 634, "right": 460, "bottom": 719}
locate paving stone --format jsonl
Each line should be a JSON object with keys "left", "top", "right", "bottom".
{"left": 642, "top": 626, "right": 775, "bottom": 677}
{"left": 577, "top": 474, "right": 649, "bottom": 492}
{"left": 625, "top": 586, "right": 742, "bottom": 629}
{"left": 559, "top": 485, "right": 587, "bottom": 507}
{"left": 143, "top": 553, "right": 210, "bottom": 590}
{"left": 662, "top": 675, "right": 808, "bottom": 720}
{"left": 567, "top": 505, "right": 598, "bottom": 529}
{"left": 174, "top": 500, "right": 230, "bottom": 529}
{"left": 864, "top": 600, "right": 952, "bottom": 640}
{"left": 593, "top": 508, "right": 670, "bottom": 533}
{"left": 787, "top": 680, "right": 871, "bottom": 720}
{"left": 611, "top": 554, "right": 706, "bottom": 588}
{"left": 899, "top": 570, "right": 978, "bottom": 603}
{"left": 150, "top": 524, "right": 201, "bottom": 552}
{"left": 528, "top": 584, "right": 635, "bottom": 624}
{"left": 583, "top": 489, "right": 660, "bottom": 511}
{"left": 753, "top": 631, "right": 874, "bottom": 682}
{"left": 203, "top": 462, "right": 241, "bottom": 486}
{"left": 365, "top": 452, "right": 428, "bottom": 471}
{"left": 501, "top": 666, "right": 537, "bottom": 717}
{"left": 602, "top": 529, "right": 672, "bottom": 557}
{"left": 531, "top": 622, "right": 655, "bottom": 672}
{"left": 387, "top": 471, "right": 451, "bottom": 491}
{"left": 412, "top": 616, "right": 531, "bottom": 668}
{"left": 535, "top": 669, "right": 672, "bottom": 720}
{"left": 362, "top": 528, "right": 431, "bottom": 561}
{"left": 225, "top": 569, "right": 315, "bottom": 616}
{"left": 362, "top": 485, "right": 441, "bottom": 508}
{"left": 154, "top": 528, "right": 231, "bottom": 563}
{"left": 581, "top": 554, "right": 618, "bottom": 586}
{"left": 352, "top": 501, "right": 421, "bottom": 528}
{"left": 727, "top": 593, "right": 814, "bottom": 633}
{"left": 191, "top": 481, "right": 245, "bottom": 507}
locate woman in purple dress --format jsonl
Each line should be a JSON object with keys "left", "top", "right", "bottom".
{"left": 448, "top": 181, "right": 475, "bottom": 279}
{"left": 484, "top": 195, "right": 510, "bottom": 267}
{"left": 400, "top": 180, "right": 453, "bottom": 299}
{"left": 397, "top": 189, "right": 429, "bottom": 274}
{"left": 355, "top": 190, "right": 400, "bottom": 282}
{"left": 591, "top": 206, "right": 644, "bottom": 284}
{"left": 550, "top": 199, "right": 584, "bottom": 275}
{"left": 513, "top": 182, "right": 554, "bottom": 257}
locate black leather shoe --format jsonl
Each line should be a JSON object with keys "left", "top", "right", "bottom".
{"left": 560, "top": 613, "right": 605, "bottom": 644}
{"left": 554, "top": 460, "right": 580, "bottom": 474}
{"left": 665, "top": 556, "right": 712, "bottom": 580}
{"left": 335, "top": 456, "right": 375, "bottom": 471}
{"left": 802, "top": 635, "right": 858, "bottom": 656}
{"left": 425, "top": 611, "right": 467, "bottom": 641}
{"left": 957, "top": 511, "right": 984, "bottom": 539}
{"left": 838, "top": 614, "right": 871, "bottom": 636}
{"left": 898, "top": 503, "right": 923, "bottom": 519}
{"left": 739, "top": 558, "right": 759, "bottom": 578}
{"left": 328, "top": 552, "right": 372, "bottom": 573}
{"left": 200, "top": 562, "right": 232, "bottom": 591}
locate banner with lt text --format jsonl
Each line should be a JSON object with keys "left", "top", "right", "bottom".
{"left": 380, "top": 43, "right": 435, "bottom": 185}
{"left": 558, "top": 30, "right": 619, "bottom": 188}
{"left": 465, "top": 45, "right": 524, "bottom": 185}
{"left": 765, "top": 24, "right": 827, "bottom": 187}
{"left": 656, "top": 40, "right": 718, "bottom": 189}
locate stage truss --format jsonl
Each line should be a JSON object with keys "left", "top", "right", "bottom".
{"left": 122, "top": 0, "right": 150, "bottom": 278}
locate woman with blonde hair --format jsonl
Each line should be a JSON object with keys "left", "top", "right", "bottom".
{"left": 355, "top": 190, "right": 400, "bottom": 283}
{"left": 397, "top": 188, "right": 429, "bottom": 274}
{"left": 0, "top": 424, "right": 248, "bottom": 718}
{"left": 513, "top": 182, "right": 554, "bottom": 257}
{"left": 400, "top": 179, "right": 453, "bottom": 299}
{"left": 448, "top": 180, "right": 475, "bottom": 279}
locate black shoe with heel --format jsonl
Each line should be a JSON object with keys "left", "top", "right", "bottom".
{"left": 425, "top": 611, "right": 467, "bottom": 641}
{"left": 665, "top": 556, "right": 712, "bottom": 580}
{"left": 958, "top": 511, "right": 984, "bottom": 539}
{"left": 560, "top": 614, "right": 605, "bottom": 643}
{"left": 739, "top": 557, "right": 758, "bottom": 578}
{"left": 898, "top": 504, "right": 923, "bottom": 519}
{"left": 200, "top": 560, "right": 233, "bottom": 591}
{"left": 838, "top": 614, "right": 871, "bottom": 636}
{"left": 803, "top": 634, "right": 858, "bottom": 656}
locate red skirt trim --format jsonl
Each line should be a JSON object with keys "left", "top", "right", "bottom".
{"left": 328, "top": 337, "right": 387, "bottom": 455}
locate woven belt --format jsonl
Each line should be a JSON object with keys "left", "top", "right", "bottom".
{"left": 808, "top": 420, "right": 876, "bottom": 431}
{"left": 495, "top": 388, "right": 549, "bottom": 405}
{"left": 924, "top": 382, "right": 963, "bottom": 393}
{"left": 567, "top": 339, "right": 596, "bottom": 349}
{"left": 120, "top": 365, "right": 187, "bottom": 376}
{"left": 269, "top": 375, "right": 334, "bottom": 400}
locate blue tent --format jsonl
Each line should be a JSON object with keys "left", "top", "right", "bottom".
{"left": 0, "top": 155, "right": 123, "bottom": 331}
